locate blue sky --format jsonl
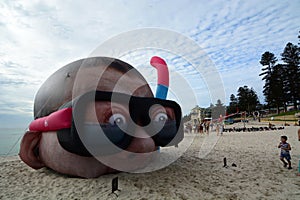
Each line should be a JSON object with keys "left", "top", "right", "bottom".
{"left": 0, "top": 0, "right": 299, "bottom": 128}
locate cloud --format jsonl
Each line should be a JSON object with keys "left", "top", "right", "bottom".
{"left": 186, "top": 0, "right": 299, "bottom": 103}
{"left": 0, "top": 0, "right": 299, "bottom": 127}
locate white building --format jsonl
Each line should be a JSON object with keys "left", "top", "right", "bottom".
{"left": 190, "top": 106, "right": 204, "bottom": 126}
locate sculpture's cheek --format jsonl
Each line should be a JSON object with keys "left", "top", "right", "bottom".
{"left": 39, "top": 132, "right": 116, "bottom": 178}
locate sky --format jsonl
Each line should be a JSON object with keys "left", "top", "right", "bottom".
{"left": 0, "top": 0, "right": 299, "bottom": 128}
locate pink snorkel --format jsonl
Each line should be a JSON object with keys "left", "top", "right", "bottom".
{"left": 150, "top": 56, "right": 169, "bottom": 99}
{"left": 29, "top": 108, "right": 72, "bottom": 132}
{"left": 150, "top": 56, "right": 170, "bottom": 151}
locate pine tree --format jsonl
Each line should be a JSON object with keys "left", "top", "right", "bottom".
{"left": 227, "top": 94, "right": 238, "bottom": 114}
{"left": 237, "top": 86, "right": 259, "bottom": 113}
{"left": 281, "top": 42, "right": 300, "bottom": 109}
{"left": 269, "top": 64, "right": 286, "bottom": 113}
{"left": 211, "top": 99, "right": 226, "bottom": 119}
{"left": 259, "top": 52, "right": 277, "bottom": 107}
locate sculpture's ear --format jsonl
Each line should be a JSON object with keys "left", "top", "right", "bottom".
{"left": 19, "top": 131, "right": 45, "bottom": 169}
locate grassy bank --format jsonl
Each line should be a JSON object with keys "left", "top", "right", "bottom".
{"left": 270, "top": 110, "right": 299, "bottom": 117}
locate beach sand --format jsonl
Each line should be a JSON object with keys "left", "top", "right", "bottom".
{"left": 1, "top": 125, "right": 299, "bottom": 200}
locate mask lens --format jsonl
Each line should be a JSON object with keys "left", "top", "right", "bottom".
{"left": 76, "top": 100, "right": 132, "bottom": 155}
{"left": 146, "top": 101, "right": 182, "bottom": 146}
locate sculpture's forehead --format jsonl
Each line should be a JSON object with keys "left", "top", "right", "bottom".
{"left": 72, "top": 67, "right": 153, "bottom": 97}
{"left": 33, "top": 59, "right": 154, "bottom": 119}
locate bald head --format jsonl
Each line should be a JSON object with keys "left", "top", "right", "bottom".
{"left": 34, "top": 57, "right": 153, "bottom": 119}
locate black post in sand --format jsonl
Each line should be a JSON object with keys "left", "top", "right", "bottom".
{"left": 223, "top": 157, "right": 227, "bottom": 167}
{"left": 112, "top": 177, "right": 120, "bottom": 194}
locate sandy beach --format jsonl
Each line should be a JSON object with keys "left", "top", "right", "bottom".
{"left": 1, "top": 125, "right": 299, "bottom": 200}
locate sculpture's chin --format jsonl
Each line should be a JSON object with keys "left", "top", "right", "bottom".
{"left": 97, "top": 153, "right": 155, "bottom": 173}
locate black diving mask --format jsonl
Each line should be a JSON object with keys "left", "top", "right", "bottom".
{"left": 29, "top": 91, "right": 183, "bottom": 157}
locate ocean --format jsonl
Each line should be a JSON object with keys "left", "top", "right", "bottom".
{"left": 0, "top": 128, "right": 25, "bottom": 156}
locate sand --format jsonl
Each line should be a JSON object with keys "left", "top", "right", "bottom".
{"left": 1, "top": 125, "right": 300, "bottom": 200}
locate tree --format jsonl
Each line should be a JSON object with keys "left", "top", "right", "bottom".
{"left": 237, "top": 86, "right": 259, "bottom": 113}
{"left": 260, "top": 51, "right": 277, "bottom": 69}
{"left": 259, "top": 52, "right": 277, "bottom": 107}
{"left": 281, "top": 42, "right": 300, "bottom": 109}
{"left": 269, "top": 64, "right": 286, "bottom": 113}
{"left": 227, "top": 94, "right": 238, "bottom": 114}
{"left": 211, "top": 99, "right": 226, "bottom": 119}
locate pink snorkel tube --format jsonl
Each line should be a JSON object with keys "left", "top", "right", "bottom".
{"left": 150, "top": 56, "right": 169, "bottom": 99}
{"left": 150, "top": 56, "right": 170, "bottom": 152}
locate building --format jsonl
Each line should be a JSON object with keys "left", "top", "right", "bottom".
{"left": 190, "top": 106, "right": 204, "bottom": 126}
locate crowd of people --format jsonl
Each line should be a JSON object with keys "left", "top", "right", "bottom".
{"left": 184, "top": 121, "right": 225, "bottom": 135}
{"left": 184, "top": 120, "right": 289, "bottom": 134}
{"left": 222, "top": 126, "right": 285, "bottom": 132}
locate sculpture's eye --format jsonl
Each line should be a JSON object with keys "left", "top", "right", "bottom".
{"left": 109, "top": 113, "right": 127, "bottom": 126}
{"left": 153, "top": 112, "right": 168, "bottom": 123}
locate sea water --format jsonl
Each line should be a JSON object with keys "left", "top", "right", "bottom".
{"left": 0, "top": 128, "right": 25, "bottom": 156}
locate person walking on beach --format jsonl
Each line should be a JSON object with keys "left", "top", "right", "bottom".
{"left": 216, "top": 123, "right": 220, "bottom": 135}
{"left": 199, "top": 123, "right": 204, "bottom": 134}
{"left": 218, "top": 115, "right": 224, "bottom": 135}
{"left": 205, "top": 122, "right": 210, "bottom": 135}
{"left": 278, "top": 136, "right": 292, "bottom": 169}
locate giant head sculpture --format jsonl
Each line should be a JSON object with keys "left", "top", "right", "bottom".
{"left": 19, "top": 57, "right": 183, "bottom": 178}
